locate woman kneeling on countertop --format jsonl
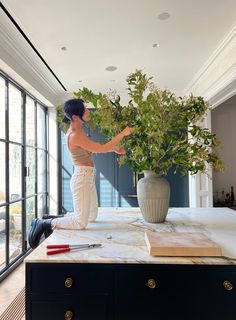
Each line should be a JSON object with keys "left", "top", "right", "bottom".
{"left": 28, "top": 98, "right": 132, "bottom": 249}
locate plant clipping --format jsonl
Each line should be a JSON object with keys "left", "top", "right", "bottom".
{"left": 57, "top": 70, "right": 224, "bottom": 176}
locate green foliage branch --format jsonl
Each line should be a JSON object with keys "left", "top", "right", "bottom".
{"left": 57, "top": 70, "right": 224, "bottom": 176}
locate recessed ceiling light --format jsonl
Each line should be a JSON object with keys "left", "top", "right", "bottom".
{"left": 61, "top": 46, "right": 67, "bottom": 51}
{"left": 106, "top": 66, "right": 117, "bottom": 72}
{"left": 152, "top": 43, "right": 160, "bottom": 48}
{"left": 158, "top": 12, "right": 170, "bottom": 20}
{"left": 110, "top": 79, "right": 116, "bottom": 82}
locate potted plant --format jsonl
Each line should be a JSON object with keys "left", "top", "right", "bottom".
{"left": 57, "top": 70, "right": 223, "bottom": 222}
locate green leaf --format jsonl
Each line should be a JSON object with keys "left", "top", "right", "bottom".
{"left": 56, "top": 70, "right": 223, "bottom": 176}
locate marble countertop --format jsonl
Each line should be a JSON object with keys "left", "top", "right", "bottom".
{"left": 25, "top": 207, "right": 236, "bottom": 265}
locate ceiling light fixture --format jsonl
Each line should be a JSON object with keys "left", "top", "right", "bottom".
{"left": 106, "top": 66, "right": 117, "bottom": 71}
{"left": 158, "top": 12, "right": 170, "bottom": 20}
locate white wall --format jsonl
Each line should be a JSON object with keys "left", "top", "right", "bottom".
{"left": 212, "top": 95, "right": 236, "bottom": 199}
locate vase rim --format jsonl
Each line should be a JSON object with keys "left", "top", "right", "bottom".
{"left": 143, "top": 170, "right": 161, "bottom": 176}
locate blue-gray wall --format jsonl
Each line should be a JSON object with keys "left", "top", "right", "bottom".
{"left": 60, "top": 130, "right": 189, "bottom": 211}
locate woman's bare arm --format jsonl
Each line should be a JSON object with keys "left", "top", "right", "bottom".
{"left": 70, "top": 127, "right": 131, "bottom": 153}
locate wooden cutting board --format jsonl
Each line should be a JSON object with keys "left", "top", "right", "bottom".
{"left": 145, "top": 231, "right": 222, "bottom": 257}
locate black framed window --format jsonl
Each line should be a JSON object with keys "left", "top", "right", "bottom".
{"left": 0, "top": 70, "right": 48, "bottom": 279}
{"left": 0, "top": 77, "right": 5, "bottom": 139}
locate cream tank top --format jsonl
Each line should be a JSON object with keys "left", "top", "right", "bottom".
{"left": 66, "top": 132, "right": 93, "bottom": 166}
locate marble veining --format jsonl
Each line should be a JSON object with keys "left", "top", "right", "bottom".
{"left": 25, "top": 207, "right": 236, "bottom": 265}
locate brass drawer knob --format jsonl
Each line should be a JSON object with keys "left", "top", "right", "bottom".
{"left": 148, "top": 278, "right": 156, "bottom": 289}
{"left": 223, "top": 280, "right": 234, "bottom": 291}
{"left": 65, "top": 310, "right": 73, "bottom": 320}
{"left": 64, "top": 278, "right": 73, "bottom": 288}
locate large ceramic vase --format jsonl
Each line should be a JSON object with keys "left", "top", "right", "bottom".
{"left": 137, "top": 170, "right": 170, "bottom": 223}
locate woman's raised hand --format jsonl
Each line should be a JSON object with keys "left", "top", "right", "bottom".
{"left": 121, "top": 127, "right": 132, "bottom": 137}
{"left": 115, "top": 147, "right": 126, "bottom": 155}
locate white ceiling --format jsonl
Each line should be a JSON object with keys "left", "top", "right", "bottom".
{"left": 1, "top": 0, "right": 236, "bottom": 104}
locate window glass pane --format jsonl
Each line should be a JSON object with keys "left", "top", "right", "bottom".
{"left": 26, "top": 197, "right": 35, "bottom": 247}
{"left": 9, "top": 144, "right": 22, "bottom": 200}
{"left": 0, "top": 206, "right": 6, "bottom": 271}
{"left": 37, "top": 104, "right": 46, "bottom": 149}
{"left": 0, "top": 142, "right": 5, "bottom": 204}
{"left": 62, "top": 170, "right": 73, "bottom": 212}
{"left": 9, "top": 202, "right": 22, "bottom": 262}
{"left": 61, "top": 131, "right": 73, "bottom": 212}
{"left": 26, "top": 96, "right": 35, "bottom": 146}
{"left": 0, "top": 77, "right": 5, "bottom": 139}
{"left": 9, "top": 84, "right": 22, "bottom": 143}
{"left": 38, "top": 150, "right": 46, "bottom": 193}
{"left": 26, "top": 147, "right": 35, "bottom": 196}
{"left": 37, "top": 194, "right": 46, "bottom": 219}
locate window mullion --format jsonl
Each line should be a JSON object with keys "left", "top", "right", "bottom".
{"left": 46, "top": 109, "right": 49, "bottom": 214}
{"left": 5, "top": 79, "right": 9, "bottom": 266}
{"left": 35, "top": 101, "right": 38, "bottom": 218}
{"left": 22, "top": 92, "right": 26, "bottom": 252}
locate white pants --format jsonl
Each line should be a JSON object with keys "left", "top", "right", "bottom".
{"left": 52, "top": 166, "right": 98, "bottom": 229}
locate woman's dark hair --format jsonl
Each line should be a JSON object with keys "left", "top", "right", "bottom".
{"left": 62, "top": 98, "right": 85, "bottom": 123}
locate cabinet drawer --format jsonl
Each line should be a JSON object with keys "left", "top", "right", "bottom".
{"left": 30, "top": 296, "right": 110, "bottom": 320}
{"left": 116, "top": 268, "right": 236, "bottom": 297}
{"left": 116, "top": 268, "right": 236, "bottom": 320}
{"left": 29, "top": 264, "right": 113, "bottom": 294}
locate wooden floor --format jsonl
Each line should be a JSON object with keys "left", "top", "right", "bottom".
{"left": 0, "top": 263, "right": 25, "bottom": 320}
{"left": 0, "top": 287, "right": 25, "bottom": 320}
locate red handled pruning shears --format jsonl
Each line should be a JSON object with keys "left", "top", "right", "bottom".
{"left": 46, "top": 243, "right": 102, "bottom": 255}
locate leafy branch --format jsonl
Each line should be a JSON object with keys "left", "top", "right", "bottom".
{"left": 56, "top": 70, "right": 224, "bottom": 176}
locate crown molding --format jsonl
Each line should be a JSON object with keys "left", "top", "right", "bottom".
{"left": 0, "top": 7, "right": 64, "bottom": 105}
{"left": 207, "top": 68, "right": 236, "bottom": 108}
{"left": 184, "top": 24, "right": 236, "bottom": 97}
